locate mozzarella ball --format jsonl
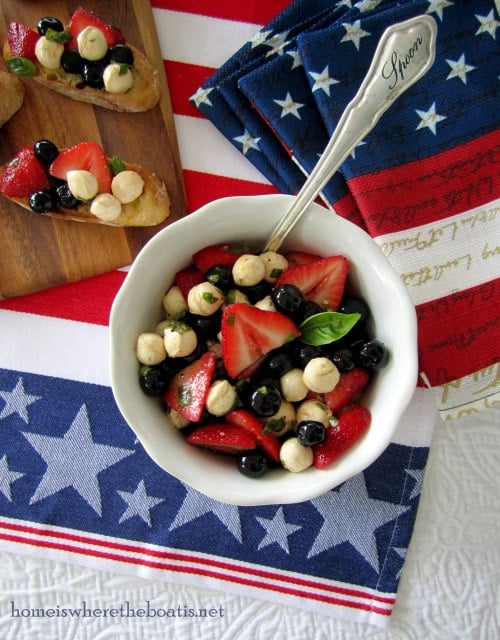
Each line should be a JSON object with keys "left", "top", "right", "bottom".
{"left": 111, "top": 170, "right": 144, "bottom": 204}
{"left": 254, "top": 295, "right": 276, "bottom": 311}
{"left": 103, "top": 63, "right": 134, "bottom": 94}
{"left": 187, "top": 282, "right": 224, "bottom": 316}
{"left": 163, "top": 322, "right": 197, "bottom": 358}
{"left": 136, "top": 332, "right": 166, "bottom": 365}
{"left": 163, "top": 285, "right": 187, "bottom": 318}
{"left": 67, "top": 170, "right": 98, "bottom": 201}
{"left": 205, "top": 379, "right": 237, "bottom": 416}
{"left": 259, "top": 251, "right": 289, "bottom": 283}
{"left": 280, "top": 368, "right": 308, "bottom": 403}
{"left": 303, "top": 357, "right": 340, "bottom": 393}
{"left": 225, "top": 289, "right": 250, "bottom": 306}
{"left": 280, "top": 437, "right": 313, "bottom": 473}
{"left": 77, "top": 26, "right": 108, "bottom": 61}
{"left": 232, "top": 254, "right": 266, "bottom": 286}
{"left": 35, "top": 36, "right": 64, "bottom": 69}
{"left": 263, "top": 400, "right": 296, "bottom": 436}
{"left": 90, "top": 193, "right": 122, "bottom": 221}
{"left": 296, "top": 399, "right": 331, "bottom": 427}
{"left": 155, "top": 319, "right": 169, "bottom": 335}
{"left": 167, "top": 407, "right": 190, "bottom": 429}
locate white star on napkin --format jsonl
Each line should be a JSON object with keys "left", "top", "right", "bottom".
{"left": 415, "top": 102, "right": 447, "bottom": 135}
{"left": 308, "top": 474, "right": 409, "bottom": 572}
{"left": 169, "top": 485, "right": 242, "bottom": 543}
{"left": 308, "top": 66, "right": 339, "bottom": 96}
{"left": 0, "top": 377, "right": 41, "bottom": 424}
{"left": 0, "top": 455, "right": 24, "bottom": 501}
{"left": 118, "top": 479, "right": 165, "bottom": 527}
{"left": 23, "top": 404, "right": 134, "bottom": 516}
{"left": 340, "top": 20, "right": 371, "bottom": 50}
{"left": 233, "top": 131, "right": 261, "bottom": 155}
{"left": 446, "top": 54, "right": 476, "bottom": 84}
{"left": 273, "top": 92, "right": 305, "bottom": 119}
{"left": 256, "top": 507, "right": 302, "bottom": 554}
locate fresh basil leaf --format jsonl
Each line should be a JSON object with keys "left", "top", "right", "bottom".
{"left": 5, "top": 57, "right": 36, "bottom": 76}
{"left": 45, "top": 28, "right": 71, "bottom": 43}
{"left": 299, "top": 311, "right": 361, "bottom": 346}
{"left": 118, "top": 63, "right": 129, "bottom": 76}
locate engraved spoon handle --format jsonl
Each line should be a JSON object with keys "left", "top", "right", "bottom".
{"left": 262, "top": 14, "right": 437, "bottom": 253}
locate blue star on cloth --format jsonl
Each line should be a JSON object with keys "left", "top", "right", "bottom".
{"left": 0, "top": 368, "right": 433, "bottom": 626}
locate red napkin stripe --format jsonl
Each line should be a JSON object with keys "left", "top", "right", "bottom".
{"left": 347, "top": 130, "right": 499, "bottom": 237}
{"left": 417, "top": 279, "right": 500, "bottom": 386}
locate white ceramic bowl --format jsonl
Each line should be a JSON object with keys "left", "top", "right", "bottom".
{"left": 109, "top": 194, "right": 417, "bottom": 505}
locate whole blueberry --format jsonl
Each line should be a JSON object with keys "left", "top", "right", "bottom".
{"left": 354, "top": 339, "right": 389, "bottom": 370}
{"left": 272, "top": 284, "right": 305, "bottom": 317}
{"left": 296, "top": 420, "right": 326, "bottom": 446}
{"left": 33, "top": 139, "right": 59, "bottom": 165}
{"left": 29, "top": 189, "right": 55, "bottom": 213}
{"left": 250, "top": 385, "right": 282, "bottom": 417}
{"left": 139, "top": 366, "right": 168, "bottom": 396}
{"left": 237, "top": 453, "right": 268, "bottom": 478}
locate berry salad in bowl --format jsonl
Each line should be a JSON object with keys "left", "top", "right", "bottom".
{"left": 109, "top": 194, "right": 417, "bottom": 506}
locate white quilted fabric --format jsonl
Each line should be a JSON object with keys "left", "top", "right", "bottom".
{"left": 1, "top": 407, "right": 498, "bottom": 639}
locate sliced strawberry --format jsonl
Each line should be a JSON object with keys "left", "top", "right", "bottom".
{"left": 221, "top": 304, "right": 300, "bottom": 379}
{"left": 312, "top": 404, "right": 371, "bottom": 469}
{"left": 324, "top": 368, "right": 370, "bottom": 414}
{"left": 186, "top": 422, "right": 257, "bottom": 455}
{"left": 192, "top": 243, "right": 253, "bottom": 274}
{"left": 0, "top": 146, "right": 50, "bottom": 198}
{"left": 49, "top": 142, "right": 112, "bottom": 194}
{"left": 174, "top": 266, "right": 204, "bottom": 299}
{"left": 7, "top": 22, "right": 39, "bottom": 61}
{"left": 284, "top": 250, "right": 322, "bottom": 268}
{"left": 276, "top": 255, "right": 348, "bottom": 310}
{"left": 163, "top": 351, "right": 216, "bottom": 422}
{"left": 67, "top": 6, "right": 126, "bottom": 50}
{"left": 226, "top": 409, "right": 281, "bottom": 462}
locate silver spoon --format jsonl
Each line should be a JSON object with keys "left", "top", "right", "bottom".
{"left": 263, "top": 14, "right": 437, "bottom": 253}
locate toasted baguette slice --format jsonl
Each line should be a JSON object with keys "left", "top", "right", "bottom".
{"left": 0, "top": 158, "right": 170, "bottom": 227}
{"left": 0, "top": 70, "right": 25, "bottom": 126}
{"left": 3, "top": 41, "right": 160, "bottom": 113}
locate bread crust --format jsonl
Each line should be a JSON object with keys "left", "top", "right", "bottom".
{"left": 0, "top": 157, "right": 170, "bottom": 227}
{"left": 3, "top": 41, "right": 160, "bottom": 112}
{"left": 0, "top": 70, "right": 25, "bottom": 126}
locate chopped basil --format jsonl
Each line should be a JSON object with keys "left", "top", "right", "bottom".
{"left": 263, "top": 417, "right": 286, "bottom": 435}
{"left": 5, "top": 57, "right": 36, "bottom": 76}
{"left": 118, "top": 63, "right": 129, "bottom": 76}
{"left": 167, "top": 320, "right": 190, "bottom": 334}
{"left": 45, "top": 28, "right": 71, "bottom": 43}
{"left": 270, "top": 267, "right": 283, "bottom": 279}
{"left": 299, "top": 311, "right": 361, "bottom": 346}
{"left": 202, "top": 291, "right": 219, "bottom": 304}
{"left": 229, "top": 244, "right": 251, "bottom": 254}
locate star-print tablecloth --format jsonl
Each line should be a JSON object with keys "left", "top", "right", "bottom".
{"left": 0, "top": 0, "right": 498, "bottom": 630}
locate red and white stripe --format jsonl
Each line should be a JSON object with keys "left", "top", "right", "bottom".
{"left": 0, "top": 516, "right": 395, "bottom": 625}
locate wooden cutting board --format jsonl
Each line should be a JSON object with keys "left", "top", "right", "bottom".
{"left": 0, "top": 0, "right": 186, "bottom": 299}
